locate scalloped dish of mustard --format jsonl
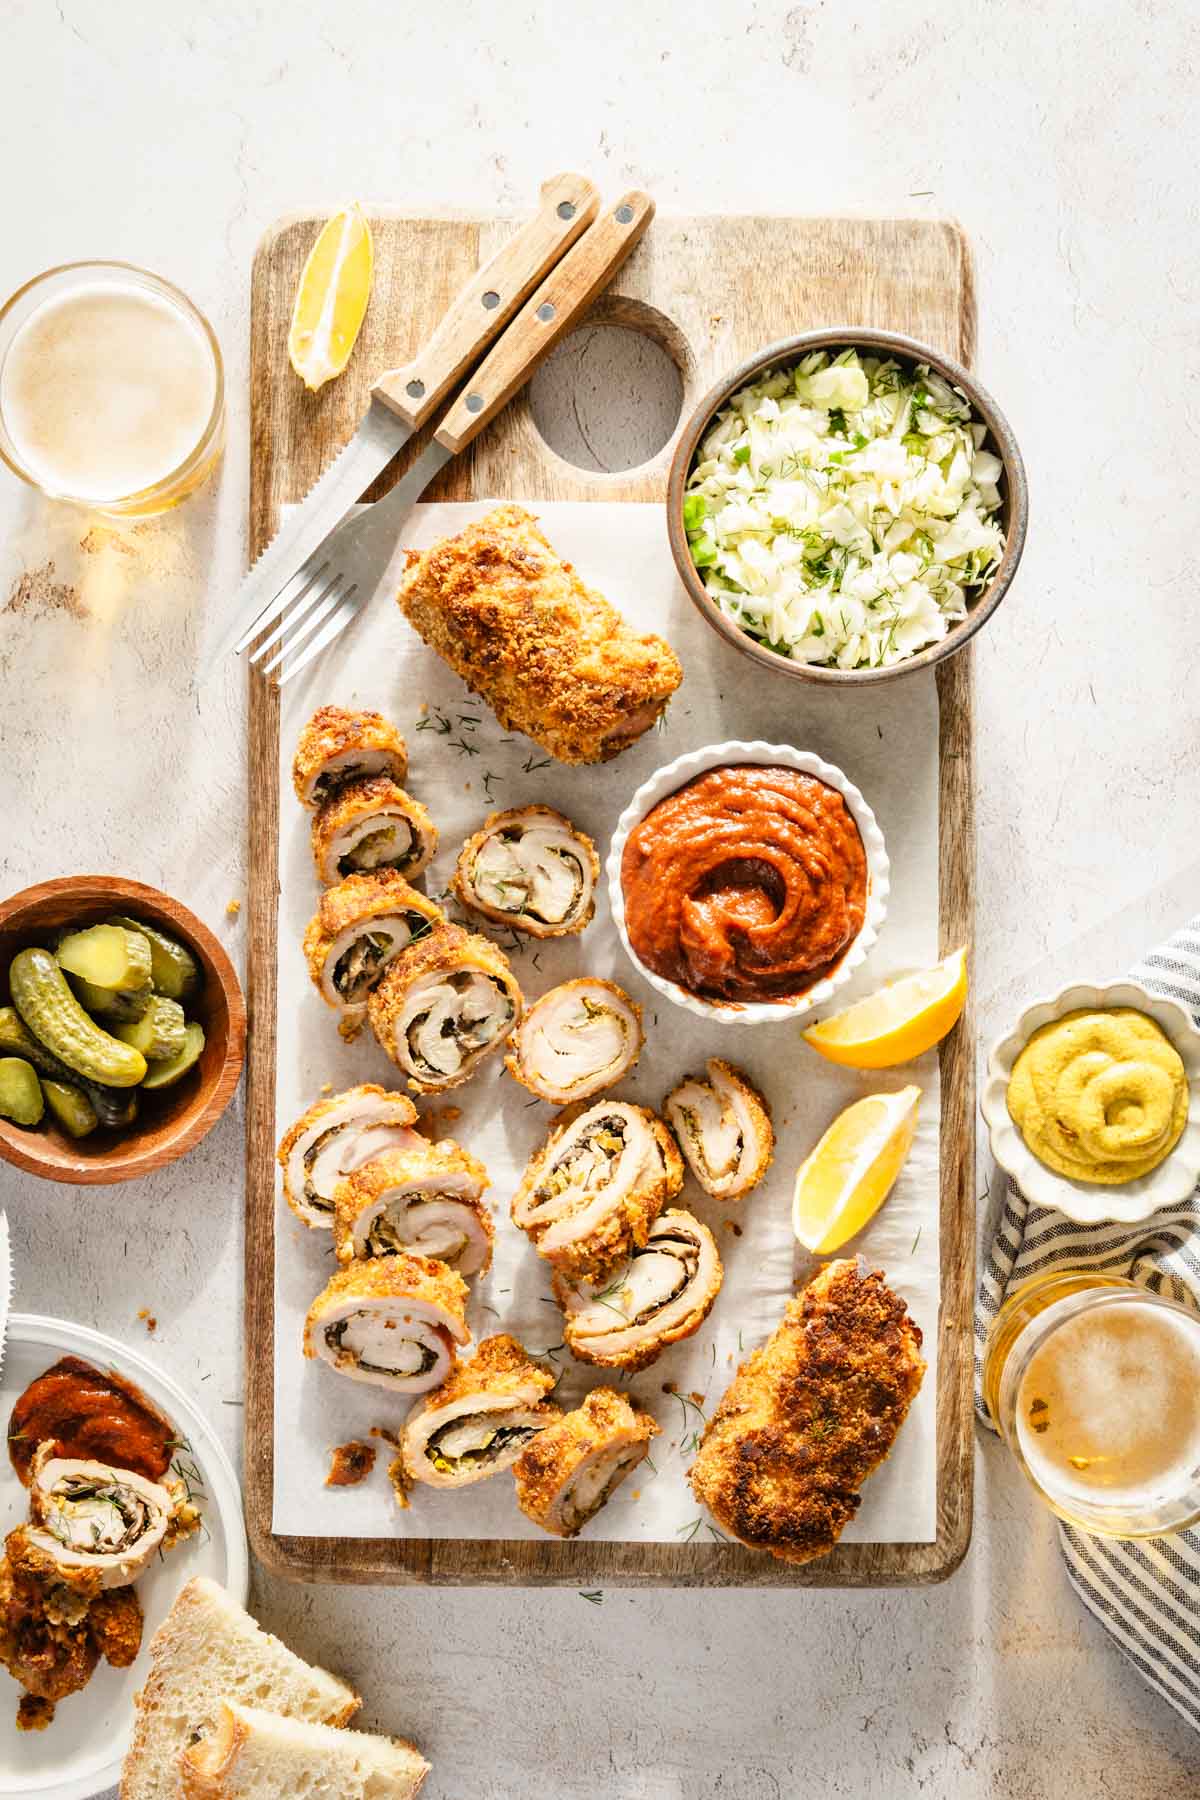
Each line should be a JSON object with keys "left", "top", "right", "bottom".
{"left": 1006, "top": 1008, "right": 1189, "bottom": 1186}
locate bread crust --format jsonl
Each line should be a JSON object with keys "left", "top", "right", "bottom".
{"left": 292, "top": 706, "right": 408, "bottom": 806}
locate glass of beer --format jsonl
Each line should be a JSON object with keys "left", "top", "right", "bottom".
{"left": 982, "top": 1270, "right": 1200, "bottom": 1536}
{"left": 0, "top": 261, "right": 224, "bottom": 516}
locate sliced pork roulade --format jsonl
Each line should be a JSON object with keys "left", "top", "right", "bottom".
{"left": 303, "top": 872, "right": 444, "bottom": 1034}
{"left": 312, "top": 776, "right": 438, "bottom": 888}
{"left": 367, "top": 923, "right": 522, "bottom": 1092}
{"left": 664, "top": 1058, "right": 774, "bottom": 1200}
{"left": 292, "top": 705, "right": 408, "bottom": 808}
{"left": 511, "top": 1100, "right": 683, "bottom": 1281}
{"left": 11, "top": 1444, "right": 188, "bottom": 1598}
{"left": 277, "top": 1084, "right": 423, "bottom": 1229}
{"left": 555, "top": 1210, "right": 723, "bottom": 1373}
{"left": 303, "top": 1253, "right": 470, "bottom": 1393}
{"left": 513, "top": 1387, "right": 658, "bottom": 1538}
{"left": 506, "top": 978, "right": 643, "bottom": 1104}
{"left": 394, "top": 1335, "right": 560, "bottom": 1498}
{"left": 333, "top": 1143, "right": 493, "bottom": 1276}
{"left": 452, "top": 806, "right": 598, "bottom": 937}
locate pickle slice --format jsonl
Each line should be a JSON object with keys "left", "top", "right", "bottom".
{"left": 107, "top": 917, "right": 200, "bottom": 1002}
{"left": 55, "top": 924, "right": 153, "bottom": 993}
{"left": 112, "top": 996, "right": 187, "bottom": 1062}
{"left": 140, "top": 1020, "right": 205, "bottom": 1090}
{"left": 70, "top": 976, "right": 153, "bottom": 1023}
{"left": 0, "top": 1058, "right": 45, "bottom": 1127}
{"left": 40, "top": 1079, "right": 98, "bottom": 1138}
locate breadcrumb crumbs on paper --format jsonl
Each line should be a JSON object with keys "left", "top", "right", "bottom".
{"left": 17, "top": 1694, "right": 54, "bottom": 1731}
{"left": 136, "top": 1309, "right": 157, "bottom": 1333}
{"left": 723, "top": 1221, "right": 743, "bottom": 1237}
{"left": 320, "top": 1082, "right": 333, "bottom": 1095}
{"left": 226, "top": 898, "right": 241, "bottom": 918}
{"left": 325, "top": 1441, "right": 377, "bottom": 1487}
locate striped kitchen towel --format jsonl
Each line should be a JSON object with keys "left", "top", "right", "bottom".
{"left": 974, "top": 915, "right": 1200, "bottom": 1732}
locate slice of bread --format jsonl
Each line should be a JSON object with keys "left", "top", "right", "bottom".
{"left": 179, "top": 1701, "right": 430, "bottom": 1799}
{"left": 121, "top": 1577, "right": 360, "bottom": 1800}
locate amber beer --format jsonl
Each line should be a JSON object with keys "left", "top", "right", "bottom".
{"left": 983, "top": 1271, "right": 1200, "bottom": 1535}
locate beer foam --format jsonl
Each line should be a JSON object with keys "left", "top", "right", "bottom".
{"left": 0, "top": 280, "right": 216, "bottom": 502}
{"left": 1016, "top": 1300, "right": 1200, "bottom": 1506}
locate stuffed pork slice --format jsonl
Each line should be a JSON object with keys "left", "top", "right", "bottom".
{"left": 303, "top": 1253, "right": 470, "bottom": 1393}
{"left": 397, "top": 1334, "right": 560, "bottom": 1495}
{"left": 303, "top": 871, "right": 445, "bottom": 1028}
{"left": 664, "top": 1058, "right": 774, "bottom": 1200}
{"left": 292, "top": 705, "right": 408, "bottom": 808}
{"left": 312, "top": 776, "right": 438, "bottom": 888}
{"left": 333, "top": 1142, "right": 494, "bottom": 1275}
{"left": 555, "top": 1209, "right": 723, "bottom": 1373}
{"left": 367, "top": 923, "right": 522, "bottom": 1093}
{"left": 453, "top": 806, "right": 598, "bottom": 937}
{"left": 277, "top": 1083, "right": 424, "bottom": 1228}
{"left": 505, "top": 978, "right": 643, "bottom": 1105}
{"left": 511, "top": 1100, "right": 683, "bottom": 1281}
{"left": 513, "top": 1387, "right": 659, "bottom": 1538}
{"left": 14, "top": 1445, "right": 180, "bottom": 1596}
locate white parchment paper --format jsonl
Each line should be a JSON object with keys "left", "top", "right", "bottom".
{"left": 272, "top": 502, "right": 940, "bottom": 1546}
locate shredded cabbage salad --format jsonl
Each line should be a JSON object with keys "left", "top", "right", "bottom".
{"left": 683, "top": 349, "right": 1006, "bottom": 670}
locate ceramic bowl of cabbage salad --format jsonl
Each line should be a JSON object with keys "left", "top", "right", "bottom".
{"left": 666, "top": 328, "right": 1026, "bottom": 683}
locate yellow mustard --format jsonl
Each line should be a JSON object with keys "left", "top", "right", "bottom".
{"left": 1007, "top": 1008, "right": 1188, "bottom": 1186}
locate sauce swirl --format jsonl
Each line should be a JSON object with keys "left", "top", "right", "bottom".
{"left": 620, "top": 764, "right": 868, "bottom": 1004}
{"left": 7, "top": 1355, "right": 175, "bottom": 1485}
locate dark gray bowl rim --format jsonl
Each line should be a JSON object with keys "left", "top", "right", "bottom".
{"left": 666, "top": 326, "right": 1028, "bottom": 685}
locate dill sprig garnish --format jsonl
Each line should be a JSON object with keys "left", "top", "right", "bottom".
{"left": 416, "top": 709, "right": 454, "bottom": 736}
{"left": 579, "top": 1590, "right": 604, "bottom": 1604}
{"left": 522, "top": 752, "right": 552, "bottom": 774}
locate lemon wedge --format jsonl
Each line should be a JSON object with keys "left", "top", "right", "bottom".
{"left": 288, "top": 203, "right": 374, "bottom": 392}
{"left": 792, "top": 1085, "right": 920, "bottom": 1252}
{"left": 801, "top": 947, "right": 968, "bottom": 1070}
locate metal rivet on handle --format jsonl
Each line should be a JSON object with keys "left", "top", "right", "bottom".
{"left": 615, "top": 204, "right": 634, "bottom": 224}
{"left": 557, "top": 201, "right": 576, "bottom": 220}
{"left": 482, "top": 290, "right": 500, "bottom": 310}
{"left": 536, "top": 302, "right": 556, "bottom": 322}
{"left": 406, "top": 379, "right": 425, "bottom": 399}
{"left": 465, "top": 394, "right": 484, "bottom": 413}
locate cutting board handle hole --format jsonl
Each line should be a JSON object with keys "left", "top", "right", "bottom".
{"left": 528, "top": 297, "right": 694, "bottom": 476}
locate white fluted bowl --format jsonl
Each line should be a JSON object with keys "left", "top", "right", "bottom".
{"left": 981, "top": 979, "right": 1200, "bottom": 1225}
{"left": 606, "top": 740, "right": 889, "bottom": 1025}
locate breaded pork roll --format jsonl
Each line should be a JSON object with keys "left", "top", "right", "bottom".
{"left": 303, "top": 873, "right": 444, "bottom": 1032}
{"left": 394, "top": 1335, "right": 560, "bottom": 1497}
{"left": 513, "top": 1388, "right": 658, "bottom": 1538}
{"left": 292, "top": 705, "right": 408, "bottom": 809}
{"left": 511, "top": 1100, "right": 683, "bottom": 1281}
{"left": 367, "top": 923, "right": 522, "bottom": 1092}
{"left": 554, "top": 1210, "right": 723, "bottom": 1373}
{"left": 333, "top": 1143, "right": 493, "bottom": 1276}
{"left": 311, "top": 776, "right": 437, "bottom": 888}
{"left": 505, "top": 978, "right": 643, "bottom": 1104}
{"left": 664, "top": 1059, "right": 774, "bottom": 1200}
{"left": 10, "top": 1445, "right": 192, "bottom": 1599}
{"left": 303, "top": 1254, "right": 470, "bottom": 1393}
{"left": 395, "top": 506, "right": 682, "bottom": 763}
{"left": 453, "top": 806, "right": 598, "bottom": 937}
{"left": 277, "top": 1084, "right": 423, "bottom": 1229}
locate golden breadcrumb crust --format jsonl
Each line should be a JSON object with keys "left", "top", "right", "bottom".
{"left": 555, "top": 1209, "right": 724, "bottom": 1373}
{"left": 303, "top": 1252, "right": 470, "bottom": 1357}
{"left": 504, "top": 978, "right": 644, "bottom": 1101}
{"left": 452, "top": 805, "right": 599, "bottom": 937}
{"left": 665, "top": 1057, "right": 774, "bottom": 1200}
{"left": 292, "top": 705, "right": 408, "bottom": 806}
{"left": 366, "top": 923, "right": 522, "bottom": 1092}
{"left": 332, "top": 1141, "right": 493, "bottom": 1266}
{"left": 689, "top": 1260, "right": 925, "bottom": 1565}
{"left": 417, "top": 1333, "right": 557, "bottom": 1414}
{"left": 512, "top": 1105, "right": 683, "bottom": 1282}
{"left": 512, "top": 1387, "right": 659, "bottom": 1537}
{"left": 276, "top": 1083, "right": 419, "bottom": 1226}
{"left": 302, "top": 873, "right": 445, "bottom": 1006}
{"left": 311, "top": 775, "right": 438, "bottom": 888}
{"left": 395, "top": 506, "right": 682, "bottom": 764}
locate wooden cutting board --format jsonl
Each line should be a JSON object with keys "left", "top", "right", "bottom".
{"left": 245, "top": 210, "right": 976, "bottom": 1586}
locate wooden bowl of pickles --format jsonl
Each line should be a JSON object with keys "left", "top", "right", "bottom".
{"left": 0, "top": 876, "right": 245, "bottom": 1184}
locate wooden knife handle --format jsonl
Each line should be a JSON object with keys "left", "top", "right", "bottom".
{"left": 371, "top": 173, "right": 600, "bottom": 430}
{"left": 433, "top": 190, "right": 655, "bottom": 457}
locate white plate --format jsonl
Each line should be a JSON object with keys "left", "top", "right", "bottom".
{"left": 0, "top": 1315, "right": 248, "bottom": 1799}
{"left": 981, "top": 979, "right": 1200, "bottom": 1225}
{"left": 606, "top": 738, "right": 890, "bottom": 1024}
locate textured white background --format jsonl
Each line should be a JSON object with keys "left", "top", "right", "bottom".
{"left": 2, "top": 1, "right": 1200, "bottom": 1794}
